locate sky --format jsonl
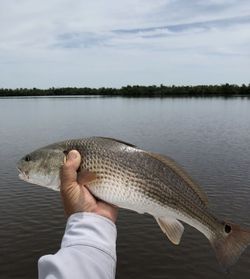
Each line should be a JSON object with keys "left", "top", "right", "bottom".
{"left": 0, "top": 0, "right": 250, "bottom": 88}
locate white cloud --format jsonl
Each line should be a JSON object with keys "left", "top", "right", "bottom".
{"left": 0, "top": 0, "right": 249, "bottom": 88}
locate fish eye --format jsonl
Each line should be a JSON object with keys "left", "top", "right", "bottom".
{"left": 25, "top": 155, "right": 31, "bottom": 162}
{"left": 224, "top": 224, "right": 231, "bottom": 234}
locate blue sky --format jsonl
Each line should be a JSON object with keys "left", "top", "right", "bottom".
{"left": 0, "top": 0, "right": 250, "bottom": 88}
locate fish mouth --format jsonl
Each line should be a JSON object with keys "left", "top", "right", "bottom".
{"left": 17, "top": 167, "right": 29, "bottom": 181}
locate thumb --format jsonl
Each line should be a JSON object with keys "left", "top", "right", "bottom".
{"left": 60, "top": 150, "right": 81, "bottom": 189}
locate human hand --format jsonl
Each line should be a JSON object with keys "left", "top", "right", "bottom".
{"left": 60, "top": 150, "right": 118, "bottom": 223}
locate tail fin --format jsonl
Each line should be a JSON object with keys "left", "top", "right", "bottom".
{"left": 211, "top": 222, "right": 250, "bottom": 271}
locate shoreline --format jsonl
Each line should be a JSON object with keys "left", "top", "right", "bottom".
{"left": 0, "top": 84, "right": 249, "bottom": 97}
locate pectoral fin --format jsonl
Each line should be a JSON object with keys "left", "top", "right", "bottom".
{"left": 78, "top": 170, "right": 97, "bottom": 185}
{"left": 155, "top": 216, "right": 184, "bottom": 245}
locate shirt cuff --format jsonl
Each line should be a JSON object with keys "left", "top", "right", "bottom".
{"left": 61, "top": 212, "right": 117, "bottom": 261}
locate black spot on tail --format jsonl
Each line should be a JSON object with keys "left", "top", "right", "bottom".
{"left": 225, "top": 224, "right": 232, "bottom": 234}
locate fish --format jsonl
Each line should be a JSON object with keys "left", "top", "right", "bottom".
{"left": 17, "top": 136, "right": 250, "bottom": 271}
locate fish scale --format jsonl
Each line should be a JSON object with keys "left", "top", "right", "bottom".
{"left": 62, "top": 139, "right": 218, "bottom": 223}
{"left": 17, "top": 136, "right": 250, "bottom": 271}
{"left": 59, "top": 138, "right": 221, "bottom": 237}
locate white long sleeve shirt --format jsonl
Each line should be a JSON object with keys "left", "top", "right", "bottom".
{"left": 38, "top": 212, "right": 117, "bottom": 279}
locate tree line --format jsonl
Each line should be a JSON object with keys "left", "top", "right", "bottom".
{"left": 0, "top": 84, "right": 249, "bottom": 97}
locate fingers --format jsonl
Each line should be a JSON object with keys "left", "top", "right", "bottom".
{"left": 59, "top": 149, "right": 118, "bottom": 222}
{"left": 60, "top": 150, "right": 81, "bottom": 190}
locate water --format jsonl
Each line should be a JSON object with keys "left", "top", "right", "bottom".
{"left": 0, "top": 96, "right": 250, "bottom": 279}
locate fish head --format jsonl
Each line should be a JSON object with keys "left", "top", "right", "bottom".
{"left": 17, "top": 146, "right": 65, "bottom": 190}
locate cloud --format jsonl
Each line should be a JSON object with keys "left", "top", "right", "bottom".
{"left": 0, "top": 0, "right": 249, "bottom": 88}
{"left": 54, "top": 14, "right": 250, "bottom": 51}
{"left": 55, "top": 14, "right": 250, "bottom": 56}
{"left": 55, "top": 32, "right": 111, "bottom": 48}
{"left": 113, "top": 15, "right": 250, "bottom": 35}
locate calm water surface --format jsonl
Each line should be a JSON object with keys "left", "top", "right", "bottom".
{"left": 0, "top": 97, "right": 250, "bottom": 279}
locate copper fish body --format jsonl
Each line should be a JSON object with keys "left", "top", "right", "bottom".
{"left": 17, "top": 137, "right": 250, "bottom": 271}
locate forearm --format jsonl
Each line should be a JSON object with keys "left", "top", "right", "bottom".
{"left": 38, "top": 212, "right": 117, "bottom": 279}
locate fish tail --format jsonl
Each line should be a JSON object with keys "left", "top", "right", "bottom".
{"left": 211, "top": 222, "right": 250, "bottom": 271}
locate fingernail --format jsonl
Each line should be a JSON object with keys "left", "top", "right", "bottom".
{"left": 67, "top": 151, "right": 77, "bottom": 161}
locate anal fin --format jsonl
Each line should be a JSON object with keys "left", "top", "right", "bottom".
{"left": 155, "top": 216, "right": 184, "bottom": 245}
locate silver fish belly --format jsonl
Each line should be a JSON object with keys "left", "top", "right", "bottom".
{"left": 17, "top": 136, "right": 250, "bottom": 270}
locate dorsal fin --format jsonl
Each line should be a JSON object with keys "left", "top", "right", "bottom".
{"left": 147, "top": 152, "right": 209, "bottom": 206}
{"left": 97, "top": 137, "right": 137, "bottom": 148}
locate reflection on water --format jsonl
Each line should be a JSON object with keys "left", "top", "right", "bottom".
{"left": 0, "top": 97, "right": 250, "bottom": 279}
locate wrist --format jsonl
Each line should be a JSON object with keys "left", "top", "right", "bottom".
{"left": 92, "top": 207, "right": 118, "bottom": 223}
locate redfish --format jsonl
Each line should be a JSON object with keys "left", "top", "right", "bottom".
{"left": 17, "top": 137, "right": 250, "bottom": 271}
